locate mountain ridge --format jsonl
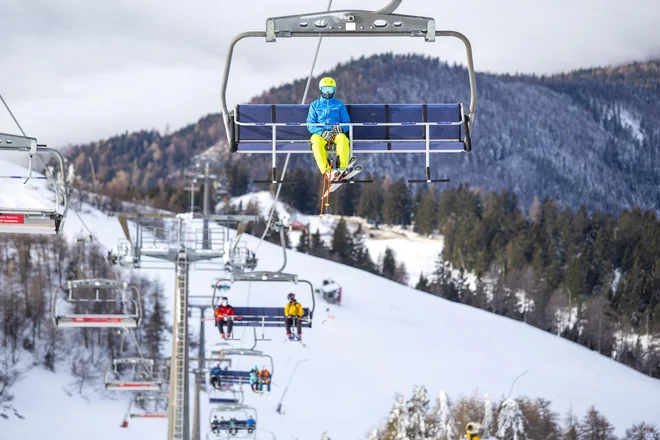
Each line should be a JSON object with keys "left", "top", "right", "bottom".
{"left": 66, "top": 54, "right": 660, "bottom": 214}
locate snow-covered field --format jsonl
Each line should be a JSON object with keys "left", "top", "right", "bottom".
{"left": 3, "top": 161, "right": 660, "bottom": 439}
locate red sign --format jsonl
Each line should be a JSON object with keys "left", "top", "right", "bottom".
{"left": 116, "top": 383, "right": 151, "bottom": 388}
{"left": 0, "top": 214, "right": 25, "bottom": 224}
{"left": 73, "top": 317, "right": 122, "bottom": 323}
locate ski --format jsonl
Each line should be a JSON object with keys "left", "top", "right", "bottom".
{"left": 322, "top": 165, "right": 363, "bottom": 198}
{"left": 283, "top": 338, "right": 307, "bottom": 347}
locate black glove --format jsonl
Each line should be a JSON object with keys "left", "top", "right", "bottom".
{"left": 330, "top": 125, "right": 343, "bottom": 137}
{"left": 321, "top": 130, "right": 334, "bottom": 141}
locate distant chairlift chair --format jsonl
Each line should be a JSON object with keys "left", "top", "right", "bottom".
{"left": 0, "top": 133, "right": 69, "bottom": 234}
{"left": 51, "top": 279, "right": 142, "bottom": 328}
{"left": 104, "top": 358, "right": 163, "bottom": 391}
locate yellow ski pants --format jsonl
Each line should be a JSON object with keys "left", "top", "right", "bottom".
{"left": 310, "top": 133, "right": 350, "bottom": 174}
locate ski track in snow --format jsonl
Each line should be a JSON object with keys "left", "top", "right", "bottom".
{"left": 2, "top": 162, "right": 660, "bottom": 439}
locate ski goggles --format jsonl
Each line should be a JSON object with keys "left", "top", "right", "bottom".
{"left": 320, "top": 86, "right": 335, "bottom": 95}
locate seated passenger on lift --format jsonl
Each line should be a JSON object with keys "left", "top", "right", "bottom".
{"left": 246, "top": 415, "right": 256, "bottom": 433}
{"left": 258, "top": 366, "right": 271, "bottom": 392}
{"left": 284, "top": 293, "right": 305, "bottom": 341}
{"left": 209, "top": 361, "right": 223, "bottom": 390}
{"left": 249, "top": 366, "right": 259, "bottom": 392}
{"left": 214, "top": 296, "right": 235, "bottom": 339}
{"left": 307, "top": 77, "right": 351, "bottom": 180}
{"left": 211, "top": 415, "right": 224, "bottom": 434}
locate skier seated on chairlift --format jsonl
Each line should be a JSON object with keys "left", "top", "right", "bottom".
{"left": 209, "top": 361, "right": 224, "bottom": 390}
{"left": 228, "top": 416, "right": 239, "bottom": 435}
{"left": 307, "top": 77, "right": 351, "bottom": 180}
{"left": 214, "top": 296, "right": 235, "bottom": 339}
{"left": 249, "top": 366, "right": 259, "bottom": 392}
{"left": 285, "top": 293, "right": 305, "bottom": 341}
{"left": 246, "top": 415, "right": 256, "bottom": 433}
{"left": 257, "top": 366, "right": 271, "bottom": 393}
{"left": 211, "top": 415, "right": 226, "bottom": 434}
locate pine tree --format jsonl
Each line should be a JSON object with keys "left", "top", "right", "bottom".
{"left": 381, "top": 247, "right": 398, "bottom": 281}
{"left": 563, "top": 409, "right": 579, "bottom": 440}
{"left": 576, "top": 407, "right": 616, "bottom": 440}
{"left": 408, "top": 386, "right": 432, "bottom": 439}
{"left": 296, "top": 228, "right": 311, "bottom": 254}
{"left": 435, "top": 390, "right": 457, "bottom": 440}
{"left": 415, "top": 188, "right": 437, "bottom": 235}
{"left": 310, "top": 229, "right": 329, "bottom": 258}
{"left": 416, "top": 272, "right": 431, "bottom": 293}
{"left": 350, "top": 228, "right": 377, "bottom": 273}
{"left": 330, "top": 218, "right": 353, "bottom": 263}
{"left": 385, "top": 396, "right": 410, "bottom": 440}
{"left": 382, "top": 178, "right": 411, "bottom": 225}
{"left": 497, "top": 399, "right": 526, "bottom": 440}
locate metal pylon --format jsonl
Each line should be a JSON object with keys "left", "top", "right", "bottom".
{"left": 168, "top": 248, "right": 190, "bottom": 440}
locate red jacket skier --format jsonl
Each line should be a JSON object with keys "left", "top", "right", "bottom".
{"left": 214, "top": 297, "right": 235, "bottom": 339}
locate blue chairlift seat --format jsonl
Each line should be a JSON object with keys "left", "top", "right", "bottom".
{"left": 231, "top": 306, "right": 312, "bottom": 328}
{"left": 230, "top": 103, "right": 470, "bottom": 153}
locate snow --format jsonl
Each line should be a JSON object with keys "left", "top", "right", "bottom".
{"left": 619, "top": 107, "right": 645, "bottom": 143}
{"left": 2, "top": 162, "right": 660, "bottom": 438}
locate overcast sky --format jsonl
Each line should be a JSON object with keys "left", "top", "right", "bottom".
{"left": 1, "top": 0, "right": 658, "bottom": 147}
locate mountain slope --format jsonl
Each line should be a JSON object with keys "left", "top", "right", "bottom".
{"left": 2, "top": 161, "right": 660, "bottom": 439}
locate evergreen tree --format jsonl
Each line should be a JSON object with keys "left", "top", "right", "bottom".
{"left": 357, "top": 175, "right": 383, "bottom": 221}
{"left": 350, "top": 228, "right": 377, "bottom": 273}
{"left": 381, "top": 247, "right": 398, "bottom": 281}
{"left": 576, "top": 407, "right": 616, "bottom": 440}
{"left": 415, "top": 188, "right": 437, "bottom": 235}
{"left": 435, "top": 390, "right": 457, "bottom": 440}
{"left": 497, "top": 399, "right": 526, "bottom": 440}
{"left": 382, "top": 178, "right": 411, "bottom": 225}
{"left": 330, "top": 218, "right": 353, "bottom": 263}
{"left": 416, "top": 272, "right": 431, "bottom": 293}
{"left": 310, "top": 229, "right": 329, "bottom": 258}
{"left": 296, "top": 228, "right": 311, "bottom": 254}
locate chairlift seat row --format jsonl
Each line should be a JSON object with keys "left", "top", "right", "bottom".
{"left": 209, "top": 397, "right": 240, "bottom": 404}
{"left": 230, "top": 103, "right": 470, "bottom": 153}
{"left": 229, "top": 307, "right": 312, "bottom": 328}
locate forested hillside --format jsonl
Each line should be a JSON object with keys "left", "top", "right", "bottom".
{"left": 65, "top": 54, "right": 660, "bottom": 215}
{"left": 0, "top": 233, "right": 167, "bottom": 404}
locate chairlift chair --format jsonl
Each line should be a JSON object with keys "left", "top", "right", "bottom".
{"left": 209, "top": 404, "right": 257, "bottom": 437}
{"left": 209, "top": 349, "right": 274, "bottom": 389}
{"left": 51, "top": 279, "right": 142, "bottom": 328}
{"left": 219, "top": 0, "right": 476, "bottom": 184}
{"left": 104, "top": 358, "right": 163, "bottom": 391}
{"left": 128, "top": 393, "right": 169, "bottom": 419}
{"left": 210, "top": 275, "right": 316, "bottom": 340}
{"left": 0, "top": 133, "right": 69, "bottom": 234}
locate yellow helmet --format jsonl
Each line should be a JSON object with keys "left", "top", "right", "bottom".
{"left": 319, "top": 77, "right": 336, "bottom": 98}
{"left": 319, "top": 77, "right": 336, "bottom": 88}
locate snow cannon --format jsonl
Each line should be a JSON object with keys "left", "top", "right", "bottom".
{"left": 466, "top": 422, "right": 483, "bottom": 440}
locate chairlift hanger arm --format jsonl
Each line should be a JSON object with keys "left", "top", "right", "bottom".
{"left": 220, "top": 9, "right": 477, "bottom": 144}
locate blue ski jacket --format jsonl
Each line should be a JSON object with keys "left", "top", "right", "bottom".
{"left": 306, "top": 97, "right": 350, "bottom": 136}
{"left": 210, "top": 367, "right": 222, "bottom": 376}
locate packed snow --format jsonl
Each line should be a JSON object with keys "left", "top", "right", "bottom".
{"left": 2, "top": 160, "right": 660, "bottom": 439}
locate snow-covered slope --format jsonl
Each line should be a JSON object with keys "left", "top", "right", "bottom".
{"left": 228, "top": 191, "right": 444, "bottom": 286}
{"left": 2, "top": 161, "right": 660, "bottom": 439}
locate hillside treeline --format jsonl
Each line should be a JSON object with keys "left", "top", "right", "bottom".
{"left": 0, "top": 233, "right": 167, "bottom": 402}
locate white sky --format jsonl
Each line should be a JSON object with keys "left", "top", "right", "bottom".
{"left": 0, "top": 0, "right": 658, "bottom": 147}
